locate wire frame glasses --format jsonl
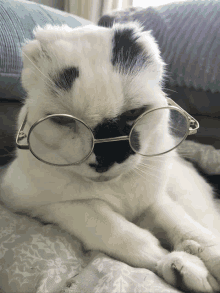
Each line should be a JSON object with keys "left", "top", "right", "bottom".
{"left": 16, "top": 98, "right": 199, "bottom": 166}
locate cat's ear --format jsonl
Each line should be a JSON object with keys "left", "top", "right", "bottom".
{"left": 22, "top": 39, "right": 45, "bottom": 66}
{"left": 111, "top": 21, "right": 165, "bottom": 81}
{"left": 33, "top": 24, "right": 74, "bottom": 44}
{"left": 21, "top": 24, "right": 74, "bottom": 66}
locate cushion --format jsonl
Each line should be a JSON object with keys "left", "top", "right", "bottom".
{"left": 0, "top": 0, "right": 92, "bottom": 101}
{"left": 98, "top": 1, "right": 220, "bottom": 94}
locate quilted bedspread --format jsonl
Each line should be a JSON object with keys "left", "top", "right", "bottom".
{"left": 0, "top": 140, "right": 220, "bottom": 293}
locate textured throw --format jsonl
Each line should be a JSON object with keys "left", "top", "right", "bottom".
{"left": 178, "top": 140, "right": 220, "bottom": 175}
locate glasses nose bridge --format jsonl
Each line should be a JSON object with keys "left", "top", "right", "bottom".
{"left": 93, "top": 135, "right": 130, "bottom": 144}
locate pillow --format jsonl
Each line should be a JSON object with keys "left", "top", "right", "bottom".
{"left": 0, "top": 0, "right": 92, "bottom": 101}
{"left": 98, "top": 2, "right": 220, "bottom": 94}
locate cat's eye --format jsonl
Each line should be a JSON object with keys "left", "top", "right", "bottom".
{"left": 49, "top": 116, "right": 75, "bottom": 127}
{"left": 122, "top": 106, "right": 149, "bottom": 121}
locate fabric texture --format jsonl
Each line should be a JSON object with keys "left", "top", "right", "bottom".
{"left": 98, "top": 1, "right": 220, "bottom": 93}
{"left": 0, "top": 0, "right": 92, "bottom": 101}
{"left": 177, "top": 140, "right": 220, "bottom": 175}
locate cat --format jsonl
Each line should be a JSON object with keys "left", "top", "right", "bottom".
{"left": 1, "top": 22, "right": 220, "bottom": 292}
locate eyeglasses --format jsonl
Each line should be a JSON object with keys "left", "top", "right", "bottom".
{"left": 16, "top": 98, "right": 199, "bottom": 167}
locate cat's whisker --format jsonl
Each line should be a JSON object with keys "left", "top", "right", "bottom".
{"left": 138, "top": 166, "right": 162, "bottom": 181}
{"left": 132, "top": 168, "right": 159, "bottom": 189}
{"left": 138, "top": 162, "right": 165, "bottom": 172}
{"left": 140, "top": 155, "right": 173, "bottom": 163}
{"left": 30, "top": 69, "right": 54, "bottom": 91}
{"left": 127, "top": 168, "right": 141, "bottom": 185}
{"left": 135, "top": 164, "right": 161, "bottom": 181}
{"left": 168, "top": 125, "right": 186, "bottom": 131}
{"left": 140, "top": 151, "right": 194, "bottom": 161}
{"left": 177, "top": 155, "right": 194, "bottom": 159}
{"left": 133, "top": 167, "right": 159, "bottom": 188}
{"left": 163, "top": 88, "right": 178, "bottom": 94}
{"left": 142, "top": 157, "right": 171, "bottom": 164}
{"left": 22, "top": 53, "right": 66, "bottom": 99}
{"left": 0, "top": 148, "right": 16, "bottom": 157}
{"left": 141, "top": 155, "right": 169, "bottom": 161}
{"left": 139, "top": 161, "right": 161, "bottom": 167}
{"left": 176, "top": 152, "right": 195, "bottom": 158}
{"left": 132, "top": 166, "right": 145, "bottom": 179}
{"left": 22, "top": 52, "right": 54, "bottom": 85}
{"left": 139, "top": 160, "right": 163, "bottom": 167}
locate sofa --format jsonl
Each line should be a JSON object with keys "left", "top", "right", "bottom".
{"left": 0, "top": 0, "right": 220, "bottom": 292}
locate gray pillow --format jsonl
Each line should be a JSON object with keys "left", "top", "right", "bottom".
{"left": 0, "top": 0, "right": 92, "bottom": 101}
{"left": 98, "top": 1, "right": 220, "bottom": 94}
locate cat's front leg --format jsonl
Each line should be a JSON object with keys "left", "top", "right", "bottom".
{"left": 31, "top": 198, "right": 168, "bottom": 272}
{"left": 147, "top": 196, "right": 220, "bottom": 292}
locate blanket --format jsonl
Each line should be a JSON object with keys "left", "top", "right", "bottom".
{"left": 0, "top": 140, "right": 220, "bottom": 293}
{"left": 177, "top": 140, "right": 220, "bottom": 175}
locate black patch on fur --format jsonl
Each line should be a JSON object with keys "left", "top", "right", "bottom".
{"left": 53, "top": 67, "right": 79, "bottom": 91}
{"left": 121, "top": 106, "right": 149, "bottom": 121}
{"left": 111, "top": 26, "right": 151, "bottom": 74}
{"left": 89, "top": 112, "right": 141, "bottom": 173}
{"left": 98, "top": 15, "right": 115, "bottom": 28}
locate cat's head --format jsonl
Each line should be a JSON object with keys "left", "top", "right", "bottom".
{"left": 20, "top": 22, "right": 168, "bottom": 182}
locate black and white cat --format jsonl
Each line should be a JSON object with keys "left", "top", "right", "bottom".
{"left": 1, "top": 22, "right": 220, "bottom": 292}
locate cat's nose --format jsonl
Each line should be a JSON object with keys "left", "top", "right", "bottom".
{"left": 89, "top": 163, "right": 110, "bottom": 173}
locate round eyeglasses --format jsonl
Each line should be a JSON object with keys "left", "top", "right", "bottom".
{"left": 16, "top": 98, "right": 199, "bottom": 167}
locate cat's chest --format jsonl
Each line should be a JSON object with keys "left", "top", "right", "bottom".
{"left": 3, "top": 158, "right": 167, "bottom": 221}
{"left": 6, "top": 171, "right": 157, "bottom": 222}
{"left": 52, "top": 172, "right": 162, "bottom": 221}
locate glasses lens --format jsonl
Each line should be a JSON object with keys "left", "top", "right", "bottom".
{"left": 28, "top": 115, "right": 93, "bottom": 165}
{"left": 130, "top": 108, "right": 188, "bottom": 156}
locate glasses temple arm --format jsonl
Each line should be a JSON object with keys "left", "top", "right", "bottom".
{"left": 16, "top": 113, "right": 29, "bottom": 150}
{"left": 166, "top": 98, "right": 199, "bottom": 135}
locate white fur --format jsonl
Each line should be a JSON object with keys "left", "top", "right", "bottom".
{"left": 1, "top": 23, "right": 220, "bottom": 292}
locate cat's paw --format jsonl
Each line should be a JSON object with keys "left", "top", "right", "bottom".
{"left": 199, "top": 242, "right": 220, "bottom": 286}
{"left": 176, "top": 239, "right": 220, "bottom": 286}
{"left": 156, "top": 251, "right": 220, "bottom": 293}
{"left": 60, "top": 277, "right": 78, "bottom": 293}
{"left": 175, "top": 239, "right": 204, "bottom": 255}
